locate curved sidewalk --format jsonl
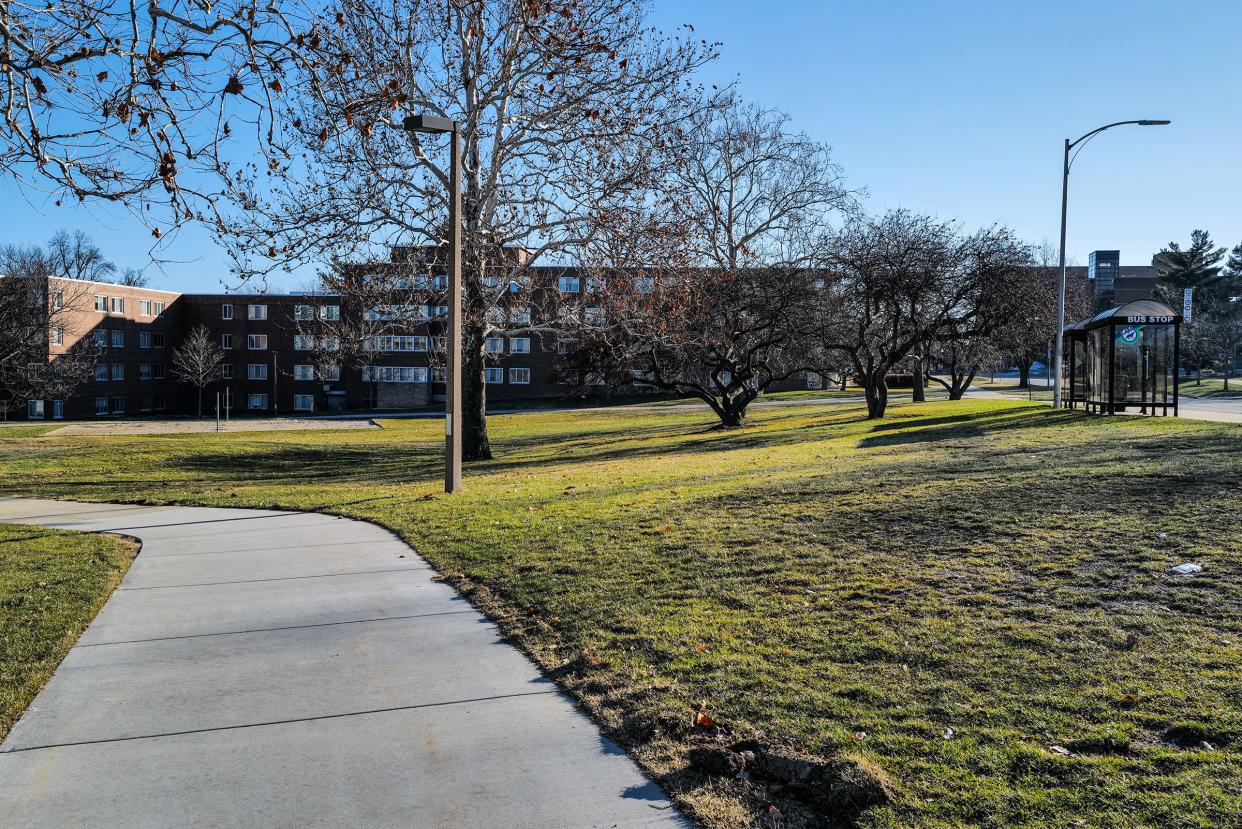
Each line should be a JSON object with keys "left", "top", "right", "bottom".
{"left": 0, "top": 497, "right": 685, "bottom": 828}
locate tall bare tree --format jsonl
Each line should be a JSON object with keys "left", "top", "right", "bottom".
{"left": 171, "top": 324, "right": 225, "bottom": 416}
{"left": 0, "top": 0, "right": 316, "bottom": 234}
{"left": 215, "top": 0, "right": 717, "bottom": 458}
{"left": 47, "top": 230, "right": 116, "bottom": 282}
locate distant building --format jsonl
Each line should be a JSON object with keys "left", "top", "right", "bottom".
{"left": 1076, "top": 249, "right": 1158, "bottom": 306}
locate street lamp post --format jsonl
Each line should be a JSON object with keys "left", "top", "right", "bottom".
{"left": 1053, "top": 119, "right": 1170, "bottom": 409}
{"left": 403, "top": 113, "right": 463, "bottom": 493}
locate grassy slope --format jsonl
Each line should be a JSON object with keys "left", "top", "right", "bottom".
{"left": 0, "top": 524, "right": 137, "bottom": 741}
{"left": 0, "top": 399, "right": 1240, "bottom": 827}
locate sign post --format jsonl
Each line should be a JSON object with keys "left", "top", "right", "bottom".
{"left": 1183, "top": 287, "right": 1194, "bottom": 324}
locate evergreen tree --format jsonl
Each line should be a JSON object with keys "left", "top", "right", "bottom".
{"left": 1153, "top": 230, "right": 1227, "bottom": 292}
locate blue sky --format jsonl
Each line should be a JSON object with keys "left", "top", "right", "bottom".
{"left": 3, "top": 0, "right": 1238, "bottom": 291}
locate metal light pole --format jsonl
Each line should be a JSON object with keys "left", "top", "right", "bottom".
{"left": 1053, "top": 119, "right": 1170, "bottom": 409}
{"left": 403, "top": 113, "right": 463, "bottom": 493}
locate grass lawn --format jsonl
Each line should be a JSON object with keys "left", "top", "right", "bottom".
{"left": 1177, "top": 377, "right": 1242, "bottom": 399}
{"left": 0, "top": 524, "right": 137, "bottom": 741}
{"left": 1, "top": 398, "right": 1240, "bottom": 827}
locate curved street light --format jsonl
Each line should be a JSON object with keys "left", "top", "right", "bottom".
{"left": 1053, "top": 119, "right": 1170, "bottom": 409}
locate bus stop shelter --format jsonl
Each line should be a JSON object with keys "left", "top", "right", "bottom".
{"left": 1062, "top": 299, "right": 1181, "bottom": 416}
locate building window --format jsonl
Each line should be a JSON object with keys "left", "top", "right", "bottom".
{"left": 432, "top": 305, "right": 448, "bottom": 319}
{"left": 139, "top": 363, "right": 152, "bottom": 380}
{"left": 93, "top": 330, "right": 108, "bottom": 347}
{"left": 557, "top": 338, "right": 574, "bottom": 355}
{"left": 362, "top": 366, "right": 428, "bottom": 383}
{"left": 50, "top": 326, "right": 64, "bottom": 346}
{"left": 95, "top": 295, "right": 107, "bottom": 312}
{"left": 370, "top": 335, "right": 428, "bottom": 352}
{"left": 221, "top": 303, "right": 234, "bottom": 320}
{"left": 27, "top": 399, "right": 44, "bottom": 419}
{"left": 153, "top": 333, "right": 165, "bottom": 348}
{"left": 95, "top": 396, "right": 109, "bottom": 416}
{"left": 94, "top": 364, "right": 109, "bottom": 381}
{"left": 52, "top": 291, "right": 64, "bottom": 310}
{"left": 509, "top": 367, "right": 531, "bottom": 384}
{"left": 111, "top": 296, "right": 125, "bottom": 313}
{"left": 248, "top": 304, "right": 268, "bottom": 320}
{"left": 431, "top": 367, "right": 446, "bottom": 383}
{"left": 432, "top": 336, "right": 447, "bottom": 352}
{"left": 584, "top": 307, "right": 606, "bottom": 325}
{"left": 635, "top": 276, "right": 655, "bottom": 294}
{"left": 510, "top": 307, "right": 532, "bottom": 325}
{"left": 247, "top": 363, "right": 269, "bottom": 380}
{"left": 139, "top": 393, "right": 153, "bottom": 412}
{"left": 153, "top": 394, "right": 165, "bottom": 411}
{"left": 320, "top": 365, "right": 340, "bottom": 381}
{"left": 248, "top": 334, "right": 268, "bottom": 351}
{"left": 110, "top": 396, "right": 125, "bottom": 414}
{"left": 294, "top": 304, "right": 315, "bottom": 321}
{"left": 484, "top": 337, "right": 505, "bottom": 354}
{"left": 153, "top": 364, "right": 165, "bottom": 380}
{"left": 320, "top": 335, "right": 340, "bottom": 352}
{"left": 509, "top": 337, "right": 531, "bottom": 354}
{"left": 52, "top": 400, "right": 63, "bottom": 420}
{"left": 153, "top": 301, "right": 165, "bottom": 315}
{"left": 138, "top": 331, "right": 152, "bottom": 349}
{"left": 294, "top": 335, "right": 314, "bottom": 351}
{"left": 139, "top": 299, "right": 152, "bottom": 316}
{"left": 294, "top": 364, "right": 315, "bottom": 380}
{"left": 433, "top": 275, "right": 449, "bottom": 291}
{"left": 294, "top": 394, "right": 314, "bottom": 411}
{"left": 111, "top": 362, "right": 124, "bottom": 381}
{"left": 319, "top": 305, "right": 340, "bottom": 321}
{"left": 485, "top": 367, "right": 504, "bottom": 384}
{"left": 558, "top": 276, "right": 580, "bottom": 293}
{"left": 247, "top": 393, "right": 268, "bottom": 410}
{"left": 485, "top": 307, "right": 504, "bottom": 324}
{"left": 585, "top": 277, "right": 605, "bottom": 293}
{"left": 221, "top": 333, "right": 233, "bottom": 350}
{"left": 110, "top": 330, "right": 124, "bottom": 348}
{"left": 222, "top": 364, "right": 234, "bottom": 380}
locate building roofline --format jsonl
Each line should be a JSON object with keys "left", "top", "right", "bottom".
{"left": 45, "top": 275, "right": 183, "bottom": 295}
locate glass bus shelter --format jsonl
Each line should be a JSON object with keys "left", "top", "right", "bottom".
{"left": 1062, "top": 299, "right": 1181, "bottom": 416}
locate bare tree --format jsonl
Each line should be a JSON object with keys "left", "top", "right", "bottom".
{"left": 0, "top": 246, "right": 100, "bottom": 416}
{"left": 214, "top": 0, "right": 718, "bottom": 458}
{"left": 171, "top": 324, "right": 225, "bottom": 416}
{"left": 0, "top": 0, "right": 315, "bottom": 234}
{"left": 568, "top": 99, "right": 853, "bottom": 427}
{"left": 47, "top": 230, "right": 116, "bottom": 282}
{"left": 813, "top": 210, "right": 1032, "bottom": 419}
{"left": 119, "top": 268, "right": 150, "bottom": 288}
{"left": 927, "top": 334, "right": 1001, "bottom": 399}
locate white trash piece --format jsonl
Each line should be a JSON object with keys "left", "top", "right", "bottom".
{"left": 1169, "top": 562, "right": 1203, "bottom": 575}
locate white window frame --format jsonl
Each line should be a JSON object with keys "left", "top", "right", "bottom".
{"left": 221, "top": 333, "right": 233, "bottom": 350}
{"left": 94, "top": 295, "right": 107, "bottom": 312}
{"left": 509, "top": 337, "right": 531, "bottom": 354}
{"left": 509, "top": 307, "right": 532, "bottom": 325}
{"left": 509, "top": 367, "right": 531, "bottom": 384}
{"left": 110, "top": 330, "right": 124, "bottom": 348}
{"left": 247, "top": 334, "right": 268, "bottom": 351}
{"left": 558, "top": 276, "right": 580, "bottom": 293}
{"left": 293, "top": 304, "right": 315, "bottom": 321}
{"left": 138, "top": 331, "right": 152, "bottom": 349}
{"left": 95, "top": 396, "right": 109, "bottom": 416}
{"left": 293, "top": 335, "right": 314, "bottom": 351}
{"left": 484, "top": 337, "right": 505, "bottom": 354}
{"left": 248, "top": 304, "right": 268, "bottom": 321}
{"left": 50, "top": 326, "right": 64, "bottom": 346}
{"left": 52, "top": 400, "right": 63, "bottom": 420}
{"left": 485, "top": 367, "right": 504, "bottom": 384}
{"left": 221, "top": 364, "right": 234, "bottom": 380}
{"left": 221, "top": 303, "right": 234, "bottom": 320}
{"left": 111, "top": 362, "right": 124, "bottom": 381}
{"left": 139, "top": 299, "right": 152, "bottom": 316}
{"left": 247, "top": 393, "right": 268, "bottom": 410}
{"left": 293, "top": 364, "right": 315, "bottom": 381}
{"left": 110, "top": 296, "right": 124, "bottom": 313}
{"left": 293, "top": 394, "right": 315, "bottom": 412}
{"left": 27, "top": 399, "right": 44, "bottom": 419}
{"left": 247, "top": 363, "right": 269, "bottom": 381}
{"left": 319, "top": 305, "right": 340, "bottom": 321}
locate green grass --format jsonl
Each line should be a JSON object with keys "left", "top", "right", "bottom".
{"left": 1, "top": 399, "right": 1241, "bottom": 827}
{"left": 1177, "top": 377, "right": 1242, "bottom": 399}
{"left": 0, "top": 423, "right": 59, "bottom": 439}
{"left": 0, "top": 524, "right": 137, "bottom": 741}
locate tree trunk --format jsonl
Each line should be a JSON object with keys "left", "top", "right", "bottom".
{"left": 839, "top": 372, "right": 848, "bottom": 392}
{"left": 197, "top": 386, "right": 203, "bottom": 417}
{"left": 1017, "top": 357, "right": 1031, "bottom": 389}
{"left": 461, "top": 323, "right": 491, "bottom": 461}
{"left": 863, "top": 373, "right": 888, "bottom": 419}
{"left": 1196, "top": 367, "right": 1201, "bottom": 385}
{"left": 911, "top": 355, "right": 925, "bottom": 403}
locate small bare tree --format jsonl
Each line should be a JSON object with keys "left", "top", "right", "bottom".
{"left": 171, "top": 324, "right": 225, "bottom": 416}
{"left": 569, "top": 99, "right": 853, "bottom": 427}
{"left": 813, "top": 211, "right": 1033, "bottom": 418}
{"left": 0, "top": 245, "right": 102, "bottom": 417}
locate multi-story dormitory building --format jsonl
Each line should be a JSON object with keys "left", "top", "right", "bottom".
{"left": 14, "top": 254, "right": 603, "bottom": 421}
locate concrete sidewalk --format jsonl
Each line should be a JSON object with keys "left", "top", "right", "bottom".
{"left": 0, "top": 498, "right": 684, "bottom": 828}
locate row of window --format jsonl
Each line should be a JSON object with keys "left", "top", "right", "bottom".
{"left": 93, "top": 363, "right": 165, "bottom": 382}
{"left": 359, "top": 366, "right": 531, "bottom": 385}
{"left": 219, "top": 303, "right": 342, "bottom": 322}
{"left": 93, "top": 296, "right": 167, "bottom": 316}
{"left": 483, "top": 337, "right": 531, "bottom": 354}
{"left": 27, "top": 400, "right": 64, "bottom": 419}
{"left": 92, "top": 330, "right": 167, "bottom": 349}
{"left": 92, "top": 394, "right": 167, "bottom": 416}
